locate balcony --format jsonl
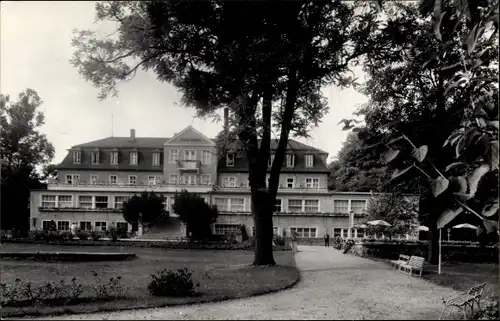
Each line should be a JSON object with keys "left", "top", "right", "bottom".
{"left": 176, "top": 160, "right": 201, "bottom": 173}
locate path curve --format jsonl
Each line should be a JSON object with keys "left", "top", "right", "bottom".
{"left": 36, "top": 246, "right": 460, "bottom": 320}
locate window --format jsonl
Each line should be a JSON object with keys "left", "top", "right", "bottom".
{"left": 65, "top": 174, "right": 79, "bottom": 185}
{"left": 152, "top": 152, "right": 160, "bottom": 166}
{"left": 305, "top": 154, "right": 314, "bottom": 167}
{"left": 128, "top": 175, "right": 137, "bottom": 185}
{"left": 252, "top": 226, "right": 279, "bottom": 236}
{"left": 214, "top": 224, "right": 240, "bottom": 235}
{"left": 169, "top": 173, "right": 178, "bottom": 184}
{"left": 288, "top": 199, "right": 319, "bottom": 213}
{"left": 95, "top": 221, "right": 107, "bottom": 232}
{"left": 80, "top": 221, "right": 92, "bottom": 231}
{"left": 130, "top": 152, "right": 138, "bottom": 165}
{"left": 57, "top": 221, "right": 70, "bottom": 231}
{"left": 351, "top": 200, "right": 367, "bottom": 214}
{"left": 116, "top": 222, "right": 128, "bottom": 232}
{"left": 286, "top": 177, "right": 295, "bottom": 188}
{"left": 201, "top": 174, "right": 211, "bottom": 185}
{"left": 333, "top": 200, "right": 349, "bottom": 214}
{"left": 274, "top": 199, "right": 282, "bottom": 212}
{"left": 305, "top": 178, "right": 320, "bottom": 189}
{"left": 286, "top": 154, "right": 295, "bottom": 167}
{"left": 184, "top": 149, "right": 196, "bottom": 160}
{"left": 304, "top": 199, "right": 319, "bottom": 213}
{"left": 222, "top": 176, "right": 236, "bottom": 188}
{"left": 333, "top": 228, "right": 342, "bottom": 238}
{"left": 58, "top": 195, "right": 73, "bottom": 208}
{"left": 148, "top": 176, "right": 156, "bottom": 185}
{"left": 357, "top": 229, "right": 365, "bottom": 239}
{"left": 109, "top": 175, "right": 117, "bottom": 185}
{"left": 268, "top": 154, "right": 275, "bottom": 167}
{"left": 78, "top": 195, "right": 92, "bottom": 208}
{"left": 91, "top": 151, "right": 100, "bottom": 164}
{"left": 226, "top": 153, "right": 235, "bottom": 167}
{"left": 42, "top": 220, "right": 52, "bottom": 230}
{"left": 290, "top": 227, "right": 317, "bottom": 238}
{"left": 41, "top": 195, "right": 56, "bottom": 208}
{"left": 288, "top": 199, "right": 303, "bottom": 213}
{"left": 202, "top": 150, "right": 211, "bottom": 165}
{"left": 214, "top": 198, "right": 229, "bottom": 212}
{"left": 110, "top": 152, "right": 118, "bottom": 165}
{"left": 90, "top": 175, "right": 98, "bottom": 184}
{"left": 230, "top": 198, "right": 245, "bottom": 212}
{"left": 169, "top": 149, "right": 179, "bottom": 163}
{"left": 114, "top": 196, "right": 129, "bottom": 209}
{"left": 95, "top": 196, "right": 109, "bottom": 209}
{"left": 162, "top": 196, "right": 168, "bottom": 210}
{"left": 73, "top": 151, "right": 81, "bottom": 164}
{"left": 183, "top": 175, "right": 197, "bottom": 185}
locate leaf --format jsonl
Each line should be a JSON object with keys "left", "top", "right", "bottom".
{"left": 455, "top": 136, "right": 466, "bottom": 158}
{"left": 454, "top": 0, "right": 471, "bottom": 20}
{"left": 387, "top": 136, "right": 404, "bottom": 145}
{"left": 445, "top": 162, "right": 467, "bottom": 172}
{"left": 391, "top": 166, "right": 412, "bottom": 180}
{"left": 454, "top": 192, "right": 472, "bottom": 201}
{"left": 440, "top": 62, "right": 461, "bottom": 71}
{"left": 422, "top": 58, "right": 434, "bottom": 69}
{"left": 450, "top": 175, "right": 468, "bottom": 194}
{"left": 482, "top": 200, "right": 499, "bottom": 218}
{"left": 433, "top": 0, "right": 444, "bottom": 40}
{"left": 444, "top": 78, "right": 467, "bottom": 95}
{"left": 342, "top": 124, "right": 355, "bottom": 131}
{"left": 430, "top": 176, "right": 450, "bottom": 197}
{"left": 487, "top": 121, "right": 499, "bottom": 130}
{"left": 382, "top": 148, "right": 400, "bottom": 164}
{"left": 489, "top": 140, "right": 499, "bottom": 171}
{"left": 466, "top": 24, "right": 478, "bottom": 54}
{"left": 437, "top": 207, "right": 463, "bottom": 229}
{"left": 476, "top": 224, "right": 484, "bottom": 236}
{"left": 467, "top": 164, "right": 490, "bottom": 197}
{"left": 482, "top": 219, "right": 498, "bottom": 234}
{"left": 411, "top": 145, "right": 428, "bottom": 163}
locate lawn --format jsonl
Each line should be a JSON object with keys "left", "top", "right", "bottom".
{"left": 0, "top": 243, "right": 298, "bottom": 318}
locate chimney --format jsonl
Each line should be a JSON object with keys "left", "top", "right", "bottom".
{"left": 223, "top": 107, "right": 229, "bottom": 133}
{"left": 130, "top": 128, "right": 136, "bottom": 141}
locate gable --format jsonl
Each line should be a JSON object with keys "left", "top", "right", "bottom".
{"left": 164, "top": 126, "right": 215, "bottom": 146}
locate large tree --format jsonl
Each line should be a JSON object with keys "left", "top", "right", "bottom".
{"left": 172, "top": 190, "right": 218, "bottom": 240}
{"left": 71, "top": 0, "right": 383, "bottom": 265}
{"left": 122, "top": 191, "right": 166, "bottom": 231}
{"left": 0, "top": 89, "right": 54, "bottom": 230}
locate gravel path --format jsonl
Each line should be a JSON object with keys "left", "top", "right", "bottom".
{"left": 33, "top": 246, "right": 461, "bottom": 320}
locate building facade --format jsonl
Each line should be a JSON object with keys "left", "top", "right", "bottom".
{"left": 29, "top": 125, "right": 380, "bottom": 239}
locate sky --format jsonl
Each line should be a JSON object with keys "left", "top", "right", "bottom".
{"left": 1, "top": 1, "right": 368, "bottom": 164}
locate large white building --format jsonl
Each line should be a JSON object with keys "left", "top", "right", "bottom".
{"left": 29, "top": 125, "right": 378, "bottom": 239}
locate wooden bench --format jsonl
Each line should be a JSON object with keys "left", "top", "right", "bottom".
{"left": 439, "top": 282, "right": 486, "bottom": 320}
{"left": 398, "top": 255, "right": 425, "bottom": 277}
{"left": 390, "top": 254, "right": 410, "bottom": 269}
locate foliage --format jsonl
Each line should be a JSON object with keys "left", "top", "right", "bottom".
{"left": 366, "top": 193, "right": 419, "bottom": 237}
{"left": 70, "top": 0, "right": 385, "bottom": 265}
{"left": 172, "top": 190, "right": 218, "bottom": 240}
{"left": 76, "top": 230, "right": 90, "bottom": 240}
{"left": 1, "top": 277, "right": 83, "bottom": 306}
{"left": 108, "top": 227, "right": 119, "bottom": 242}
{"left": 473, "top": 300, "right": 499, "bottom": 320}
{"left": 147, "top": 268, "right": 199, "bottom": 297}
{"left": 0, "top": 89, "right": 54, "bottom": 230}
{"left": 90, "top": 271, "right": 128, "bottom": 298}
{"left": 90, "top": 231, "right": 103, "bottom": 241}
{"left": 121, "top": 191, "right": 166, "bottom": 230}
{"left": 342, "top": 239, "right": 356, "bottom": 254}
{"left": 274, "top": 235, "right": 287, "bottom": 247}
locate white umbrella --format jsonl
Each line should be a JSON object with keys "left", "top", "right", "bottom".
{"left": 453, "top": 223, "right": 478, "bottom": 230}
{"left": 367, "top": 220, "right": 392, "bottom": 227}
{"left": 354, "top": 224, "right": 368, "bottom": 229}
{"left": 418, "top": 225, "right": 429, "bottom": 231}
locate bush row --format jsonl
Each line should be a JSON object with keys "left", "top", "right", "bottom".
{"left": 1, "top": 238, "right": 291, "bottom": 251}
{"left": 2, "top": 268, "right": 199, "bottom": 308}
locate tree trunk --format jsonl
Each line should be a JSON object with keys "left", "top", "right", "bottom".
{"left": 252, "top": 189, "right": 276, "bottom": 266}
{"left": 428, "top": 219, "right": 440, "bottom": 264}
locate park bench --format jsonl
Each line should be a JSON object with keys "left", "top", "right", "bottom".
{"left": 398, "top": 255, "right": 425, "bottom": 277}
{"left": 390, "top": 254, "right": 410, "bottom": 269}
{"left": 439, "top": 282, "right": 486, "bottom": 320}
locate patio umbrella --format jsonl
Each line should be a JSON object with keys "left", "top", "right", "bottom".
{"left": 452, "top": 223, "right": 478, "bottom": 229}
{"left": 354, "top": 224, "right": 368, "bottom": 229}
{"left": 418, "top": 225, "right": 429, "bottom": 231}
{"left": 367, "top": 220, "right": 392, "bottom": 227}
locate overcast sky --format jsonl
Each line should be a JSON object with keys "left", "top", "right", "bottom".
{"left": 1, "top": 1, "right": 368, "bottom": 164}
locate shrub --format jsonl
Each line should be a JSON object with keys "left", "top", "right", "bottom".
{"left": 342, "top": 239, "right": 356, "bottom": 254}
{"left": 59, "top": 231, "right": 73, "bottom": 240}
{"left": 108, "top": 227, "right": 119, "bottom": 242}
{"left": 147, "top": 268, "right": 199, "bottom": 297}
{"left": 91, "top": 271, "right": 127, "bottom": 298}
{"left": 76, "top": 230, "right": 90, "bottom": 240}
{"left": 274, "top": 235, "right": 287, "bottom": 246}
{"left": 473, "top": 300, "right": 499, "bottom": 320}
{"left": 90, "top": 231, "right": 102, "bottom": 241}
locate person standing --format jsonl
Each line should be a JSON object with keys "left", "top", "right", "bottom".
{"left": 325, "top": 232, "right": 330, "bottom": 247}
{"left": 291, "top": 230, "right": 299, "bottom": 253}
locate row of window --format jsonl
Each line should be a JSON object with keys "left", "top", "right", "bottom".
{"left": 72, "top": 149, "right": 213, "bottom": 166}
{"left": 41, "top": 195, "right": 170, "bottom": 210}
{"left": 65, "top": 174, "right": 212, "bottom": 186}
{"left": 221, "top": 176, "right": 320, "bottom": 189}
{"left": 41, "top": 220, "right": 129, "bottom": 232}
{"left": 72, "top": 150, "right": 315, "bottom": 168}
{"left": 213, "top": 225, "right": 366, "bottom": 239}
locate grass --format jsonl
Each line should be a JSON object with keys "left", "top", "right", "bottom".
{"left": 0, "top": 243, "right": 299, "bottom": 318}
